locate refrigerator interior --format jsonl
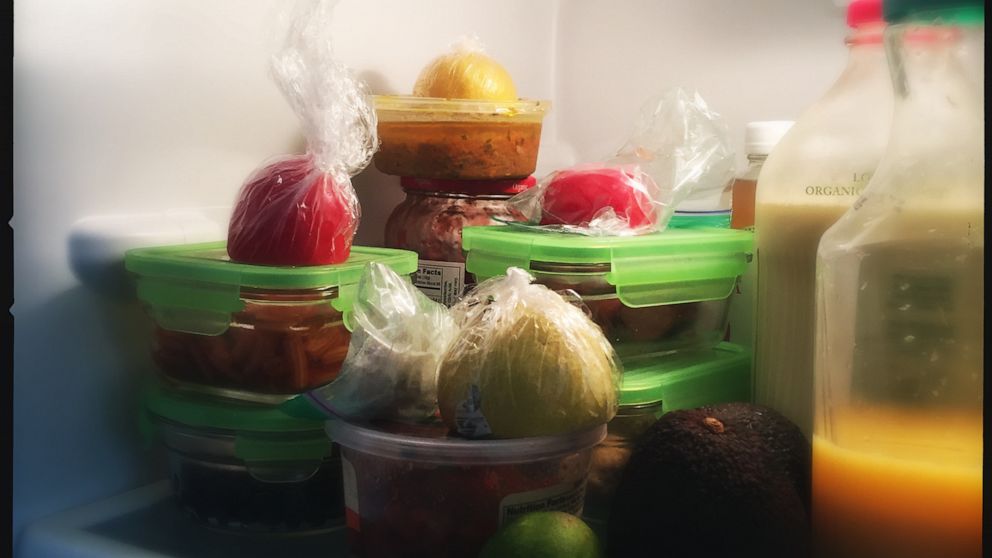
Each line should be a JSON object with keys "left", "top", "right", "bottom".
{"left": 12, "top": 0, "right": 850, "bottom": 552}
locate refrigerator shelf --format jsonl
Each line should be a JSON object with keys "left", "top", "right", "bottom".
{"left": 18, "top": 481, "right": 347, "bottom": 558}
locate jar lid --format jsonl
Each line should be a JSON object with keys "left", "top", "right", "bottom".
{"left": 142, "top": 382, "right": 331, "bottom": 462}
{"left": 847, "top": 0, "right": 884, "bottom": 28}
{"left": 619, "top": 342, "right": 751, "bottom": 410}
{"left": 462, "top": 226, "right": 753, "bottom": 307}
{"left": 884, "top": 0, "right": 984, "bottom": 24}
{"left": 125, "top": 242, "right": 417, "bottom": 334}
{"left": 744, "top": 121, "right": 794, "bottom": 156}
{"left": 400, "top": 175, "right": 537, "bottom": 195}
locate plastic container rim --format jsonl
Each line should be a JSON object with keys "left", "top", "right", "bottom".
{"left": 374, "top": 95, "right": 550, "bottom": 118}
{"left": 326, "top": 421, "right": 607, "bottom": 465}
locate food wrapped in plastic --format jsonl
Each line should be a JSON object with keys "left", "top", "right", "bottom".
{"left": 412, "top": 36, "right": 518, "bottom": 101}
{"left": 227, "top": 0, "right": 377, "bottom": 265}
{"left": 509, "top": 88, "right": 734, "bottom": 235}
{"left": 302, "top": 262, "right": 456, "bottom": 422}
{"left": 437, "top": 268, "right": 621, "bottom": 439}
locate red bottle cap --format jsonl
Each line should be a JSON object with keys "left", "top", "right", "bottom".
{"left": 847, "top": 0, "right": 884, "bottom": 28}
{"left": 400, "top": 175, "right": 537, "bottom": 196}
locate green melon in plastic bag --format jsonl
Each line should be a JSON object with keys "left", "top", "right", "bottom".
{"left": 437, "top": 268, "right": 620, "bottom": 439}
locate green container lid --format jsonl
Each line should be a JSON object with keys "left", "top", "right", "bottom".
{"left": 668, "top": 211, "right": 731, "bottom": 229}
{"left": 125, "top": 241, "right": 418, "bottom": 335}
{"left": 462, "top": 226, "right": 752, "bottom": 307}
{"left": 142, "top": 381, "right": 331, "bottom": 462}
{"left": 884, "top": 0, "right": 984, "bottom": 24}
{"left": 619, "top": 342, "right": 751, "bottom": 410}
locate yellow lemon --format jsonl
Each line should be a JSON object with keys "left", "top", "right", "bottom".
{"left": 413, "top": 49, "right": 518, "bottom": 101}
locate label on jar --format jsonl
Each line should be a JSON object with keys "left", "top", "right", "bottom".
{"left": 342, "top": 456, "right": 360, "bottom": 532}
{"left": 414, "top": 259, "right": 465, "bottom": 306}
{"left": 499, "top": 479, "right": 588, "bottom": 525}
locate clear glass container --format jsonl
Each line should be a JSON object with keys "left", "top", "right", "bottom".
{"left": 384, "top": 176, "right": 534, "bottom": 306}
{"left": 812, "top": 3, "right": 984, "bottom": 557}
{"left": 753, "top": 0, "right": 892, "bottom": 437}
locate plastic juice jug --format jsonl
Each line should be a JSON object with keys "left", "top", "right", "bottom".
{"left": 811, "top": 1, "right": 984, "bottom": 557}
{"left": 752, "top": 0, "right": 891, "bottom": 437}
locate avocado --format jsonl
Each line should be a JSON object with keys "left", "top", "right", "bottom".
{"left": 606, "top": 402, "right": 810, "bottom": 558}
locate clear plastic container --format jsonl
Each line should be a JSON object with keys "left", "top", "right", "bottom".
{"left": 327, "top": 419, "right": 605, "bottom": 558}
{"left": 384, "top": 176, "right": 535, "bottom": 305}
{"left": 812, "top": 2, "right": 984, "bottom": 557}
{"left": 142, "top": 384, "right": 342, "bottom": 534}
{"left": 125, "top": 242, "right": 418, "bottom": 402}
{"left": 372, "top": 96, "right": 550, "bottom": 180}
{"left": 753, "top": 0, "right": 892, "bottom": 437}
{"left": 584, "top": 343, "right": 751, "bottom": 531}
{"left": 462, "top": 226, "right": 753, "bottom": 359}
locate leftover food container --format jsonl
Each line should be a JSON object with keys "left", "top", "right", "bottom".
{"left": 327, "top": 419, "right": 606, "bottom": 558}
{"left": 462, "top": 226, "right": 753, "bottom": 358}
{"left": 142, "top": 383, "right": 342, "bottom": 534}
{"left": 384, "top": 176, "right": 535, "bottom": 305}
{"left": 372, "top": 96, "right": 550, "bottom": 180}
{"left": 584, "top": 342, "right": 752, "bottom": 532}
{"left": 125, "top": 242, "right": 418, "bottom": 402}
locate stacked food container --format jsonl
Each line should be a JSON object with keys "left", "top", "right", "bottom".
{"left": 125, "top": 242, "right": 418, "bottom": 534}
{"left": 375, "top": 95, "right": 549, "bottom": 305}
{"left": 461, "top": 223, "right": 755, "bottom": 533}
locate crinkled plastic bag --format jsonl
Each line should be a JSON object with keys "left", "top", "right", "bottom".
{"left": 301, "top": 262, "right": 457, "bottom": 422}
{"left": 412, "top": 35, "right": 518, "bottom": 101}
{"left": 509, "top": 88, "right": 734, "bottom": 235}
{"left": 227, "top": 0, "right": 377, "bottom": 265}
{"left": 436, "top": 268, "right": 621, "bottom": 439}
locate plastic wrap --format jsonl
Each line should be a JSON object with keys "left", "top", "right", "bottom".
{"left": 302, "top": 262, "right": 456, "bottom": 422}
{"left": 227, "top": 0, "right": 377, "bottom": 265}
{"left": 436, "top": 268, "right": 621, "bottom": 439}
{"left": 412, "top": 36, "right": 518, "bottom": 101}
{"left": 509, "top": 88, "right": 734, "bottom": 235}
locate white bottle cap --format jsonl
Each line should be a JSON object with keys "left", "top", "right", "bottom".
{"left": 745, "top": 121, "right": 795, "bottom": 156}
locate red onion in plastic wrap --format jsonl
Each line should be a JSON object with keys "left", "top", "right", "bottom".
{"left": 227, "top": 0, "right": 376, "bottom": 265}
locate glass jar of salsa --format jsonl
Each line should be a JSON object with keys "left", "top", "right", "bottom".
{"left": 384, "top": 176, "right": 534, "bottom": 306}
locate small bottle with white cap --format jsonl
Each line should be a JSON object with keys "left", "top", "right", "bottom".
{"left": 730, "top": 121, "right": 794, "bottom": 231}
{"left": 726, "top": 121, "right": 793, "bottom": 351}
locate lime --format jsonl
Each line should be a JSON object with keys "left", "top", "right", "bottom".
{"left": 478, "top": 511, "right": 604, "bottom": 558}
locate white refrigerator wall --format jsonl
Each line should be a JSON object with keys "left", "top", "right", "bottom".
{"left": 12, "top": 0, "right": 847, "bottom": 543}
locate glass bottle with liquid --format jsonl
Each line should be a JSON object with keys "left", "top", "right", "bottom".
{"left": 752, "top": 0, "right": 891, "bottom": 437}
{"left": 812, "top": 1, "right": 984, "bottom": 557}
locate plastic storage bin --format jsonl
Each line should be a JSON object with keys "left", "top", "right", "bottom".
{"left": 372, "top": 96, "right": 550, "bottom": 180}
{"left": 384, "top": 176, "right": 535, "bottom": 305}
{"left": 462, "top": 226, "right": 753, "bottom": 358}
{"left": 584, "top": 343, "right": 751, "bottom": 529}
{"left": 142, "top": 383, "right": 343, "bottom": 534}
{"left": 125, "top": 242, "right": 418, "bottom": 402}
{"left": 327, "top": 419, "right": 606, "bottom": 558}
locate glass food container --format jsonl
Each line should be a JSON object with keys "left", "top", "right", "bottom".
{"left": 584, "top": 342, "right": 751, "bottom": 533}
{"left": 327, "top": 420, "right": 605, "bottom": 558}
{"left": 462, "top": 226, "right": 753, "bottom": 359}
{"left": 125, "top": 242, "right": 417, "bottom": 403}
{"left": 142, "top": 383, "right": 342, "bottom": 534}
{"left": 812, "top": 1, "right": 984, "bottom": 557}
{"left": 384, "top": 176, "right": 535, "bottom": 306}
{"left": 372, "top": 96, "right": 550, "bottom": 180}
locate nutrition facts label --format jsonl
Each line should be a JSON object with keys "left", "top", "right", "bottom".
{"left": 414, "top": 259, "right": 465, "bottom": 307}
{"left": 499, "top": 480, "right": 588, "bottom": 525}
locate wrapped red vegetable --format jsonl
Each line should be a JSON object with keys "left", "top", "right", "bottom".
{"left": 509, "top": 88, "right": 734, "bottom": 236}
{"left": 227, "top": 0, "right": 376, "bottom": 265}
